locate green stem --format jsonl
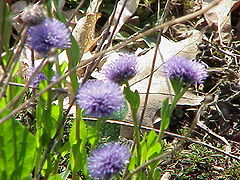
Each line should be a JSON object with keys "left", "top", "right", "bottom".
{"left": 92, "top": 117, "right": 107, "bottom": 150}
{"left": 170, "top": 85, "right": 189, "bottom": 115}
{"left": 158, "top": 85, "right": 189, "bottom": 142}
{"left": 124, "top": 81, "right": 142, "bottom": 178}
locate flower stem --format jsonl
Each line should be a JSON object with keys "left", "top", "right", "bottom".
{"left": 170, "top": 85, "right": 189, "bottom": 115}
{"left": 124, "top": 81, "right": 142, "bottom": 176}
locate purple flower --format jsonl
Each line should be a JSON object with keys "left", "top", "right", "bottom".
{"left": 76, "top": 80, "right": 124, "bottom": 118}
{"left": 28, "top": 67, "right": 47, "bottom": 88}
{"left": 50, "top": 74, "right": 60, "bottom": 83}
{"left": 27, "top": 18, "right": 71, "bottom": 55}
{"left": 101, "top": 54, "right": 137, "bottom": 84}
{"left": 87, "top": 143, "right": 131, "bottom": 179}
{"left": 164, "top": 56, "right": 208, "bottom": 84}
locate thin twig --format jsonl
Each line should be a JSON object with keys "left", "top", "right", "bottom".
{"left": 106, "top": 0, "right": 129, "bottom": 46}
{"left": 0, "top": 0, "right": 222, "bottom": 124}
{"left": 0, "top": 26, "right": 28, "bottom": 98}
{"left": 81, "top": 117, "right": 240, "bottom": 161}
{"left": 139, "top": 0, "right": 172, "bottom": 127}
{"left": 82, "top": 0, "right": 119, "bottom": 83}
{"left": 123, "top": 94, "right": 221, "bottom": 180}
{"left": 0, "top": 57, "right": 48, "bottom": 114}
{"left": 75, "top": 0, "right": 222, "bottom": 78}
{"left": 67, "top": 0, "right": 87, "bottom": 26}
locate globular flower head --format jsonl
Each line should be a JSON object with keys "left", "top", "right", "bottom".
{"left": 21, "top": 4, "right": 46, "bottom": 25}
{"left": 28, "top": 67, "right": 47, "bottom": 88}
{"left": 101, "top": 54, "right": 137, "bottom": 84}
{"left": 164, "top": 56, "right": 208, "bottom": 84}
{"left": 87, "top": 142, "right": 131, "bottom": 179}
{"left": 76, "top": 80, "right": 124, "bottom": 118}
{"left": 27, "top": 18, "right": 71, "bottom": 55}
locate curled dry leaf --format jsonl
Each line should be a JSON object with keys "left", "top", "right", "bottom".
{"left": 120, "top": 34, "right": 205, "bottom": 138}
{"left": 202, "top": 0, "right": 240, "bottom": 44}
{"left": 72, "top": 13, "right": 101, "bottom": 54}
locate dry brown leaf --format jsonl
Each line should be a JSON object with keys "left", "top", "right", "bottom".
{"left": 119, "top": 34, "right": 205, "bottom": 138}
{"left": 202, "top": 0, "right": 240, "bottom": 44}
{"left": 72, "top": 13, "right": 101, "bottom": 54}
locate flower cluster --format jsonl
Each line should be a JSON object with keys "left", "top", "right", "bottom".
{"left": 101, "top": 54, "right": 137, "bottom": 84}
{"left": 27, "top": 18, "right": 71, "bottom": 55}
{"left": 87, "top": 142, "right": 131, "bottom": 179}
{"left": 164, "top": 56, "right": 208, "bottom": 84}
{"left": 76, "top": 80, "right": 124, "bottom": 118}
{"left": 28, "top": 67, "right": 46, "bottom": 88}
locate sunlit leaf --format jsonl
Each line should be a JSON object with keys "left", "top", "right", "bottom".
{"left": 0, "top": 119, "right": 36, "bottom": 180}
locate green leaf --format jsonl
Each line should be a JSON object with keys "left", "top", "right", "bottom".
{"left": 146, "top": 131, "right": 158, "bottom": 148}
{"left": 140, "top": 141, "right": 148, "bottom": 164}
{"left": 0, "top": 119, "right": 36, "bottom": 180}
{"left": 58, "top": 141, "right": 70, "bottom": 157}
{"left": 128, "top": 154, "right": 138, "bottom": 171}
{"left": 153, "top": 168, "right": 161, "bottom": 179}
{"left": 69, "top": 118, "right": 88, "bottom": 175}
{"left": 161, "top": 98, "right": 171, "bottom": 130}
{"left": 38, "top": 80, "right": 48, "bottom": 101}
{"left": 66, "top": 36, "right": 80, "bottom": 92}
{"left": 147, "top": 143, "right": 162, "bottom": 160}
{"left": 60, "top": 61, "right": 67, "bottom": 74}
{"left": 0, "top": 2, "right": 12, "bottom": 51}
{"left": 48, "top": 174, "right": 64, "bottom": 180}
{"left": 123, "top": 87, "right": 140, "bottom": 114}
{"left": 70, "top": 142, "right": 82, "bottom": 172}
{"left": 170, "top": 78, "right": 183, "bottom": 94}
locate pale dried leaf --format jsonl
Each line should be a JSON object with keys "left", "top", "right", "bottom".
{"left": 120, "top": 34, "right": 205, "bottom": 138}
{"left": 87, "top": 0, "right": 104, "bottom": 14}
{"left": 202, "top": 0, "right": 240, "bottom": 44}
{"left": 72, "top": 13, "right": 101, "bottom": 54}
{"left": 107, "top": 0, "right": 140, "bottom": 39}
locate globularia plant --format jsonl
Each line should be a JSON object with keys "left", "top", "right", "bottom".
{"left": 164, "top": 56, "right": 208, "bottom": 85}
{"left": 0, "top": 1, "right": 215, "bottom": 180}
{"left": 87, "top": 142, "right": 131, "bottom": 179}
{"left": 101, "top": 54, "right": 137, "bottom": 85}
{"left": 76, "top": 80, "right": 124, "bottom": 118}
{"left": 27, "top": 18, "right": 71, "bottom": 55}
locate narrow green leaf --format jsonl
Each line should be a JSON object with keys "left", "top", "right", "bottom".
{"left": 146, "top": 131, "right": 158, "bottom": 148}
{"left": 0, "top": 2, "right": 12, "bottom": 51}
{"left": 147, "top": 143, "right": 162, "bottom": 160}
{"left": 161, "top": 98, "right": 171, "bottom": 130}
{"left": 0, "top": 119, "right": 36, "bottom": 180}
{"left": 70, "top": 142, "right": 82, "bottom": 172}
{"left": 66, "top": 36, "right": 80, "bottom": 92}
{"left": 48, "top": 174, "right": 64, "bottom": 180}
{"left": 123, "top": 87, "right": 140, "bottom": 114}
{"left": 69, "top": 118, "right": 88, "bottom": 175}
{"left": 170, "top": 78, "right": 182, "bottom": 94}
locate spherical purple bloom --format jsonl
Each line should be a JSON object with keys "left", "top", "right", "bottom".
{"left": 101, "top": 54, "right": 137, "bottom": 84}
{"left": 27, "top": 18, "right": 71, "bottom": 55}
{"left": 87, "top": 143, "right": 131, "bottom": 179}
{"left": 164, "top": 56, "right": 208, "bottom": 84}
{"left": 76, "top": 80, "right": 124, "bottom": 118}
